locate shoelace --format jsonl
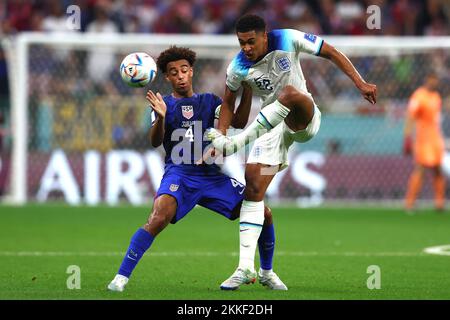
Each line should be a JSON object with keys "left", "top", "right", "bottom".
{"left": 232, "top": 270, "right": 253, "bottom": 281}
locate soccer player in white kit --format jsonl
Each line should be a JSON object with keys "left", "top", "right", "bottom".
{"left": 208, "top": 14, "right": 377, "bottom": 290}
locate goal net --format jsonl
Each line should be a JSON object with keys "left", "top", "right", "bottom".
{"left": 2, "top": 33, "right": 450, "bottom": 207}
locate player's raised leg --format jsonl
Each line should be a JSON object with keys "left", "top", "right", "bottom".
{"left": 107, "top": 195, "right": 177, "bottom": 292}
{"left": 208, "top": 85, "right": 314, "bottom": 155}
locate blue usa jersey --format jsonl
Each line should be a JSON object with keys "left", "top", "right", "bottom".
{"left": 155, "top": 93, "right": 222, "bottom": 174}
{"left": 152, "top": 93, "right": 246, "bottom": 224}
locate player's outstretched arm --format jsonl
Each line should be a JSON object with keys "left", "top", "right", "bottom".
{"left": 319, "top": 42, "right": 377, "bottom": 104}
{"left": 218, "top": 85, "right": 239, "bottom": 134}
{"left": 147, "top": 90, "right": 166, "bottom": 148}
{"left": 231, "top": 82, "right": 253, "bottom": 129}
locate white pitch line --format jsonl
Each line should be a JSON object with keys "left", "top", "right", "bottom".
{"left": 0, "top": 251, "right": 429, "bottom": 257}
{"left": 277, "top": 251, "right": 427, "bottom": 257}
{"left": 423, "top": 245, "right": 450, "bottom": 256}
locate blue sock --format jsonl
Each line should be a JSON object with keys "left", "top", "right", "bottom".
{"left": 258, "top": 223, "right": 275, "bottom": 271}
{"left": 118, "top": 228, "right": 154, "bottom": 278}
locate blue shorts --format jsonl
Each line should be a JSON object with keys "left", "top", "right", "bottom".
{"left": 155, "top": 167, "right": 245, "bottom": 224}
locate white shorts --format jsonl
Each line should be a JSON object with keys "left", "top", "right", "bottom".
{"left": 247, "top": 105, "right": 321, "bottom": 171}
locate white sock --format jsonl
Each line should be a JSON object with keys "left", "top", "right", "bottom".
{"left": 259, "top": 268, "right": 273, "bottom": 276}
{"left": 238, "top": 200, "right": 265, "bottom": 271}
{"left": 232, "top": 100, "right": 290, "bottom": 147}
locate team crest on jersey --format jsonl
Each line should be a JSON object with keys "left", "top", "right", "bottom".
{"left": 169, "top": 184, "right": 179, "bottom": 192}
{"left": 276, "top": 57, "right": 291, "bottom": 72}
{"left": 181, "top": 105, "right": 194, "bottom": 119}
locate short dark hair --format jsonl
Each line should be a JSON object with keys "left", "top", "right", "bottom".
{"left": 157, "top": 46, "right": 196, "bottom": 74}
{"left": 235, "top": 14, "right": 266, "bottom": 33}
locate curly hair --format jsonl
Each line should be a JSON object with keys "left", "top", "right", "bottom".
{"left": 157, "top": 46, "right": 196, "bottom": 74}
{"left": 235, "top": 14, "right": 266, "bottom": 33}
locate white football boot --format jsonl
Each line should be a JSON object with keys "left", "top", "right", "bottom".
{"left": 220, "top": 268, "right": 257, "bottom": 290}
{"left": 107, "top": 274, "right": 129, "bottom": 292}
{"left": 258, "top": 269, "right": 288, "bottom": 290}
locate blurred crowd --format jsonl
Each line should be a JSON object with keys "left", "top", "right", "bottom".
{"left": 0, "top": 0, "right": 449, "bottom": 36}
{"left": 0, "top": 0, "right": 449, "bottom": 154}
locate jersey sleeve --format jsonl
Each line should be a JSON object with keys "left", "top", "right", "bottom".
{"left": 150, "top": 108, "right": 158, "bottom": 126}
{"left": 214, "top": 105, "right": 222, "bottom": 120}
{"left": 225, "top": 62, "right": 244, "bottom": 92}
{"left": 289, "top": 29, "right": 324, "bottom": 56}
{"left": 212, "top": 94, "right": 223, "bottom": 120}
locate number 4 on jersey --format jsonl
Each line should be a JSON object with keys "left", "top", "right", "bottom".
{"left": 185, "top": 126, "right": 194, "bottom": 142}
{"left": 230, "top": 178, "right": 244, "bottom": 188}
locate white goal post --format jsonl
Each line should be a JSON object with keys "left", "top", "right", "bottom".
{"left": 3, "top": 33, "right": 241, "bottom": 205}
{"left": 2, "top": 33, "right": 450, "bottom": 205}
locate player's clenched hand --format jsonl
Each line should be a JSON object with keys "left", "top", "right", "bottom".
{"left": 358, "top": 82, "right": 377, "bottom": 104}
{"left": 146, "top": 90, "right": 167, "bottom": 118}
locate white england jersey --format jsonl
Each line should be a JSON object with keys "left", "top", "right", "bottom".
{"left": 226, "top": 29, "right": 324, "bottom": 108}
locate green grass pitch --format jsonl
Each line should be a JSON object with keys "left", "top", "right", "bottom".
{"left": 0, "top": 204, "right": 449, "bottom": 300}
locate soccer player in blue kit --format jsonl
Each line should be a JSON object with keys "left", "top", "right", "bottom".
{"left": 107, "top": 46, "right": 287, "bottom": 292}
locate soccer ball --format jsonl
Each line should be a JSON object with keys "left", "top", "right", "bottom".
{"left": 120, "top": 52, "right": 157, "bottom": 88}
